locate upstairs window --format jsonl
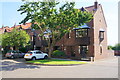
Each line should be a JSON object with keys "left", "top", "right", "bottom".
{"left": 99, "top": 31, "right": 104, "bottom": 39}
{"left": 76, "top": 29, "right": 88, "bottom": 38}
{"left": 99, "top": 28, "right": 105, "bottom": 42}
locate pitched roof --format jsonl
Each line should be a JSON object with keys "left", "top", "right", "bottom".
{"left": 1, "top": 2, "right": 101, "bottom": 33}
{"left": 11, "top": 23, "right": 32, "bottom": 30}
{"left": 85, "top": 5, "right": 95, "bottom": 12}
{"left": 0, "top": 23, "right": 32, "bottom": 33}
{"left": 21, "top": 23, "right": 32, "bottom": 29}
{"left": 84, "top": 4, "right": 101, "bottom": 14}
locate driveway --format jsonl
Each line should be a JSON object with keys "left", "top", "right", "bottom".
{"left": 1, "top": 56, "right": 118, "bottom": 78}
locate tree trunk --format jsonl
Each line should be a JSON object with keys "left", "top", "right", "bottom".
{"left": 47, "top": 32, "right": 56, "bottom": 59}
{"left": 48, "top": 39, "right": 55, "bottom": 58}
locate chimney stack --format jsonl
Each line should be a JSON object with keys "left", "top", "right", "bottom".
{"left": 94, "top": 0, "right": 98, "bottom": 9}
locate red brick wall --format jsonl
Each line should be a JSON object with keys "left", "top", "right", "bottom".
{"left": 93, "top": 4, "right": 109, "bottom": 60}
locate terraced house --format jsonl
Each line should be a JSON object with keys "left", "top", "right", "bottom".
{"left": 0, "top": 1, "right": 114, "bottom": 61}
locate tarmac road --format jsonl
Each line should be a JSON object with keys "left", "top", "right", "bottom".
{"left": 1, "top": 56, "right": 118, "bottom": 78}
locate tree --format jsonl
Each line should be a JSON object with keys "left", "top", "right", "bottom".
{"left": 1, "top": 28, "right": 30, "bottom": 50}
{"left": 108, "top": 45, "right": 113, "bottom": 50}
{"left": 18, "top": 1, "right": 93, "bottom": 58}
{"left": 112, "top": 43, "right": 120, "bottom": 50}
{"left": 0, "top": 34, "right": 2, "bottom": 46}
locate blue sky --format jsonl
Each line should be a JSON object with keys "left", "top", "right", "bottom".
{"left": 0, "top": 0, "right": 119, "bottom": 46}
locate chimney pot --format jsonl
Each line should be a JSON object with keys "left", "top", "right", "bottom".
{"left": 94, "top": 0, "right": 98, "bottom": 9}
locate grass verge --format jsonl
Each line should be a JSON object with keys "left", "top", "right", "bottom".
{"left": 26, "top": 59, "right": 88, "bottom": 65}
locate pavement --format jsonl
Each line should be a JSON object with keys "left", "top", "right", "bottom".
{"left": 1, "top": 56, "right": 118, "bottom": 78}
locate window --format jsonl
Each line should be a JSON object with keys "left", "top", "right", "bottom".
{"left": 99, "top": 31, "right": 104, "bottom": 39}
{"left": 100, "top": 46, "right": 102, "bottom": 54}
{"left": 76, "top": 29, "right": 88, "bottom": 38}
{"left": 78, "top": 46, "right": 88, "bottom": 54}
{"left": 54, "top": 46, "right": 61, "bottom": 50}
{"left": 78, "top": 46, "right": 81, "bottom": 53}
{"left": 36, "top": 52, "right": 42, "bottom": 54}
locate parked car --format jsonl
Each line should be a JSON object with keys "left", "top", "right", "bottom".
{"left": 5, "top": 50, "right": 25, "bottom": 59}
{"left": 24, "top": 50, "right": 48, "bottom": 61}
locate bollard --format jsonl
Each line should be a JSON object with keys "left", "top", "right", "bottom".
{"left": 91, "top": 57, "right": 94, "bottom": 62}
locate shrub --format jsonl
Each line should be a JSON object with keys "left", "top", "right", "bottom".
{"left": 52, "top": 50, "right": 66, "bottom": 57}
{"left": 19, "top": 47, "right": 28, "bottom": 53}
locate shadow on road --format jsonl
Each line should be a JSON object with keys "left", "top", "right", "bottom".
{"left": 1, "top": 58, "right": 40, "bottom": 71}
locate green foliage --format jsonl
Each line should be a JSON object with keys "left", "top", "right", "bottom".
{"left": 108, "top": 45, "right": 113, "bottom": 50}
{"left": 19, "top": 47, "right": 28, "bottom": 53}
{"left": 1, "top": 28, "right": 30, "bottom": 49}
{"left": 1, "top": 32, "right": 11, "bottom": 47}
{"left": 0, "top": 34, "right": 2, "bottom": 46}
{"left": 18, "top": 1, "right": 93, "bottom": 40}
{"left": 27, "top": 59, "right": 87, "bottom": 65}
{"left": 18, "top": 1, "right": 93, "bottom": 57}
{"left": 112, "top": 43, "right": 120, "bottom": 50}
{"left": 52, "top": 50, "right": 66, "bottom": 57}
{"left": 108, "top": 43, "right": 120, "bottom": 50}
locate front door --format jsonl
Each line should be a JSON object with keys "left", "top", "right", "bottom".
{"left": 79, "top": 46, "right": 88, "bottom": 58}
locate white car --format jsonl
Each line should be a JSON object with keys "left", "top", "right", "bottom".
{"left": 24, "top": 50, "right": 48, "bottom": 61}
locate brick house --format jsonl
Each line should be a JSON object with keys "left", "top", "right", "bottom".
{"left": 0, "top": 23, "right": 43, "bottom": 50}
{"left": 0, "top": 1, "right": 114, "bottom": 60}
{"left": 55, "top": 1, "right": 114, "bottom": 60}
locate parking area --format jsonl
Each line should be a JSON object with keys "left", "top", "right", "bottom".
{"left": 1, "top": 56, "right": 118, "bottom": 78}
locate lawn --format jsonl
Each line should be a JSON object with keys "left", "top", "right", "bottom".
{"left": 26, "top": 59, "right": 88, "bottom": 65}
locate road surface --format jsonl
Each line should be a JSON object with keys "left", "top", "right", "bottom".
{"left": 1, "top": 56, "right": 118, "bottom": 78}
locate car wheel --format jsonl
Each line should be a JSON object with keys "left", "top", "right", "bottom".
{"left": 32, "top": 57, "right": 36, "bottom": 61}
{"left": 11, "top": 56, "right": 15, "bottom": 59}
{"left": 44, "top": 56, "right": 48, "bottom": 59}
